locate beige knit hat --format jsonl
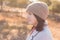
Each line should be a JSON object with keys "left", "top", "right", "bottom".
{"left": 26, "top": 2, "right": 49, "bottom": 20}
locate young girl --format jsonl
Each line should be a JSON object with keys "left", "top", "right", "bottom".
{"left": 26, "top": 2, "right": 53, "bottom": 40}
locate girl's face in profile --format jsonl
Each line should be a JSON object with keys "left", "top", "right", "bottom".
{"left": 26, "top": 12, "right": 38, "bottom": 26}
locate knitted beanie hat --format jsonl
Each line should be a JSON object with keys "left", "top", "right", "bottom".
{"left": 26, "top": 2, "right": 49, "bottom": 20}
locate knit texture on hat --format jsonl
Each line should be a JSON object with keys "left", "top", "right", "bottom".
{"left": 26, "top": 2, "right": 49, "bottom": 20}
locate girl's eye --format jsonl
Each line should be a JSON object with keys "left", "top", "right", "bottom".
{"left": 28, "top": 12, "right": 32, "bottom": 15}
{"left": 29, "top": 13, "right": 32, "bottom": 15}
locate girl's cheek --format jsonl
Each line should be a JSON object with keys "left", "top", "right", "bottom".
{"left": 27, "top": 14, "right": 37, "bottom": 25}
{"left": 27, "top": 18, "right": 36, "bottom": 26}
{"left": 27, "top": 18, "right": 34, "bottom": 25}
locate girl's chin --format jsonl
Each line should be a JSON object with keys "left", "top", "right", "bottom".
{"left": 27, "top": 24, "right": 33, "bottom": 30}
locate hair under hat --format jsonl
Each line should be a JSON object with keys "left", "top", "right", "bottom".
{"left": 26, "top": 2, "right": 49, "bottom": 20}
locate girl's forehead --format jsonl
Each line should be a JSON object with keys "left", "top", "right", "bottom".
{"left": 26, "top": 11, "right": 33, "bottom": 15}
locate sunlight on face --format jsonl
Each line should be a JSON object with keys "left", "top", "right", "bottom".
{"left": 26, "top": 12, "right": 38, "bottom": 26}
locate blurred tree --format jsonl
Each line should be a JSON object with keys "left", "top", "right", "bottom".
{"left": 49, "top": 0, "right": 60, "bottom": 13}
{"left": 7, "top": 0, "right": 17, "bottom": 7}
{"left": 17, "top": 0, "right": 28, "bottom": 4}
{"left": 52, "top": 1, "right": 60, "bottom": 13}
{"left": 39, "top": 0, "right": 51, "bottom": 6}
{"left": 5, "top": 0, "right": 29, "bottom": 8}
{"left": 17, "top": 0, "right": 29, "bottom": 8}
{"left": 0, "top": 0, "right": 3, "bottom": 12}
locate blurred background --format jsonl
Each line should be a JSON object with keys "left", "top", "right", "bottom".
{"left": 0, "top": 0, "right": 60, "bottom": 40}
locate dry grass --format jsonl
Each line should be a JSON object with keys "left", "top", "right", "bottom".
{"left": 47, "top": 19, "right": 60, "bottom": 40}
